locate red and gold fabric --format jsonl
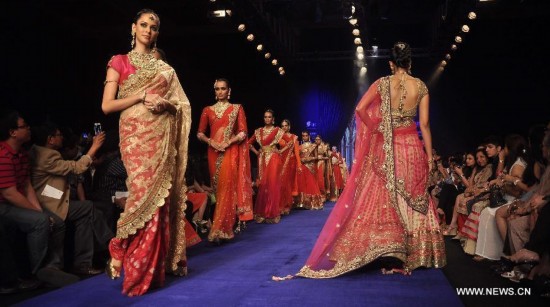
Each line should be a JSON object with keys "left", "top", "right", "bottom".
{"left": 296, "top": 142, "right": 324, "bottom": 210}
{"left": 297, "top": 77, "right": 445, "bottom": 279}
{"left": 107, "top": 51, "right": 191, "bottom": 295}
{"left": 198, "top": 103, "right": 253, "bottom": 242}
{"left": 279, "top": 133, "right": 301, "bottom": 214}
{"left": 249, "top": 127, "right": 285, "bottom": 223}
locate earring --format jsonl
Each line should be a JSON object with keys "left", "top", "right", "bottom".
{"left": 408, "top": 67, "right": 412, "bottom": 75}
{"left": 131, "top": 32, "right": 135, "bottom": 49}
{"left": 390, "top": 65, "right": 395, "bottom": 74}
{"left": 151, "top": 41, "right": 157, "bottom": 54}
{"left": 228, "top": 92, "right": 231, "bottom": 100}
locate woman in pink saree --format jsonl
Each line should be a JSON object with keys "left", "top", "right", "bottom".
{"left": 101, "top": 9, "right": 191, "bottom": 296}
{"left": 296, "top": 42, "right": 445, "bottom": 279}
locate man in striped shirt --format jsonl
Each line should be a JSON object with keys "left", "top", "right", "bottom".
{"left": 0, "top": 111, "right": 50, "bottom": 290}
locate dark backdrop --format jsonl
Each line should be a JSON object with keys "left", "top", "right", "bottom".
{"left": 4, "top": 0, "right": 549, "bottom": 156}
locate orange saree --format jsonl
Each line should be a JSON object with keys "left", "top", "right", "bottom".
{"left": 280, "top": 133, "right": 301, "bottom": 214}
{"left": 198, "top": 103, "right": 253, "bottom": 242}
{"left": 296, "top": 142, "right": 324, "bottom": 210}
{"left": 249, "top": 127, "right": 285, "bottom": 223}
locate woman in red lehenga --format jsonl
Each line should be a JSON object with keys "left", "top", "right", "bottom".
{"left": 197, "top": 79, "right": 253, "bottom": 243}
{"left": 296, "top": 131, "right": 324, "bottom": 210}
{"left": 279, "top": 119, "right": 301, "bottom": 215}
{"left": 249, "top": 110, "right": 286, "bottom": 223}
{"left": 101, "top": 9, "right": 191, "bottom": 296}
{"left": 314, "top": 135, "right": 330, "bottom": 201}
{"left": 295, "top": 42, "right": 445, "bottom": 279}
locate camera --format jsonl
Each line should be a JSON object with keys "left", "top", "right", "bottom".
{"left": 94, "top": 123, "right": 102, "bottom": 136}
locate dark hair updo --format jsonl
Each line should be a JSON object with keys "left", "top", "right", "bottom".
{"left": 391, "top": 42, "right": 411, "bottom": 69}
{"left": 134, "top": 9, "right": 160, "bottom": 29}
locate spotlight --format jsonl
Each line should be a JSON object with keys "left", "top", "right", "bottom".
{"left": 352, "top": 29, "right": 360, "bottom": 36}
{"left": 356, "top": 46, "right": 364, "bottom": 53}
{"left": 468, "top": 12, "right": 477, "bottom": 20}
{"left": 451, "top": 44, "right": 457, "bottom": 51}
{"left": 454, "top": 36, "right": 462, "bottom": 43}
{"left": 445, "top": 54, "right": 451, "bottom": 60}
{"left": 247, "top": 34, "right": 255, "bottom": 41}
{"left": 461, "top": 25, "right": 470, "bottom": 33}
{"left": 264, "top": 53, "right": 271, "bottom": 59}
{"left": 278, "top": 67, "right": 284, "bottom": 72}
{"left": 271, "top": 59, "right": 278, "bottom": 66}
{"left": 342, "top": 1, "right": 354, "bottom": 20}
{"left": 279, "top": 70, "right": 285, "bottom": 75}
{"left": 209, "top": 10, "right": 232, "bottom": 18}
{"left": 256, "top": 44, "right": 263, "bottom": 51}
{"left": 354, "top": 38, "right": 362, "bottom": 45}
{"left": 441, "top": 60, "right": 447, "bottom": 67}
{"left": 357, "top": 53, "right": 364, "bottom": 60}
{"left": 360, "top": 66, "right": 367, "bottom": 75}
{"left": 238, "top": 24, "right": 246, "bottom": 32}
{"left": 438, "top": 67, "right": 445, "bottom": 72}
{"left": 349, "top": 18, "right": 358, "bottom": 25}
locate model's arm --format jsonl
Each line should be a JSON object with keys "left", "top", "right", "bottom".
{"left": 418, "top": 93, "right": 433, "bottom": 170}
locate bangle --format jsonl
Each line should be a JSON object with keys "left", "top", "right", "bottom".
{"left": 207, "top": 138, "right": 211, "bottom": 146}
{"left": 499, "top": 159, "right": 504, "bottom": 164}
{"left": 513, "top": 179, "right": 520, "bottom": 186}
{"left": 141, "top": 92, "right": 147, "bottom": 103}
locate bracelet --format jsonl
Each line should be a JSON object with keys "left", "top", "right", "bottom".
{"left": 141, "top": 92, "right": 147, "bottom": 103}
{"left": 499, "top": 159, "right": 504, "bottom": 164}
{"left": 513, "top": 179, "right": 520, "bottom": 186}
{"left": 207, "top": 138, "right": 211, "bottom": 146}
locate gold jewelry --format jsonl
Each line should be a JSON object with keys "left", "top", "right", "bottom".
{"left": 141, "top": 91, "right": 147, "bottom": 103}
{"left": 212, "top": 101, "right": 230, "bottom": 119}
{"left": 131, "top": 32, "right": 136, "bottom": 49}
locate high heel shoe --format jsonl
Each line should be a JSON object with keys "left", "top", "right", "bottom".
{"left": 105, "top": 258, "right": 121, "bottom": 280}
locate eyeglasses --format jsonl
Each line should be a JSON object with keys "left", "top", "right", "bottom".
{"left": 17, "top": 124, "right": 30, "bottom": 129}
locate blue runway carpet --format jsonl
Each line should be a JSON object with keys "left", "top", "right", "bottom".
{"left": 17, "top": 202, "right": 462, "bottom": 307}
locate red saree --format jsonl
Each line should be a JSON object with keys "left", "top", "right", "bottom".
{"left": 249, "top": 127, "right": 285, "bottom": 223}
{"left": 107, "top": 51, "right": 191, "bottom": 295}
{"left": 198, "top": 103, "right": 253, "bottom": 242}
{"left": 280, "top": 133, "right": 301, "bottom": 214}
{"left": 330, "top": 152, "right": 344, "bottom": 190}
{"left": 296, "top": 142, "right": 324, "bottom": 210}
{"left": 316, "top": 143, "right": 330, "bottom": 200}
{"left": 297, "top": 77, "right": 445, "bottom": 278}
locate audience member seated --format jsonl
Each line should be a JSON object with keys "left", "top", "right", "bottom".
{"left": 0, "top": 111, "right": 79, "bottom": 288}
{"left": 30, "top": 122, "right": 105, "bottom": 275}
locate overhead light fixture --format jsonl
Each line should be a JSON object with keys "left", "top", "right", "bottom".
{"left": 455, "top": 36, "right": 462, "bottom": 43}
{"left": 246, "top": 34, "right": 255, "bottom": 41}
{"left": 352, "top": 29, "right": 360, "bottom": 36}
{"left": 256, "top": 44, "right": 263, "bottom": 51}
{"left": 445, "top": 54, "right": 451, "bottom": 60}
{"left": 238, "top": 24, "right": 246, "bottom": 32}
{"left": 209, "top": 10, "right": 232, "bottom": 18}
{"left": 451, "top": 44, "right": 458, "bottom": 50}
{"left": 278, "top": 67, "right": 284, "bottom": 72}
{"left": 357, "top": 53, "right": 364, "bottom": 60}
{"left": 349, "top": 18, "right": 358, "bottom": 25}
{"left": 354, "top": 38, "right": 362, "bottom": 45}
{"left": 441, "top": 60, "right": 447, "bottom": 67}
{"left": 360, "top": 66, "right": 367, "bottom": 74}
{"left": 279, "top": 70, "right": 285, "bottom": 76}
{"left": 356, "top": 46, "right": 364, "bottom": 53}
{"left": 468, "top": 12, "right": 477, "bottom": 20}
{"left": 264, "top": 53, "right": 271, "bottom": 59}
{"left": 461, "top": 25, "right": 470, "bottom": 33}
{"left": 342, "top": 1, "right": 354, "bottom": 20}
{"left": 271, "top": 59, "right": 278, "bottom": 66}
